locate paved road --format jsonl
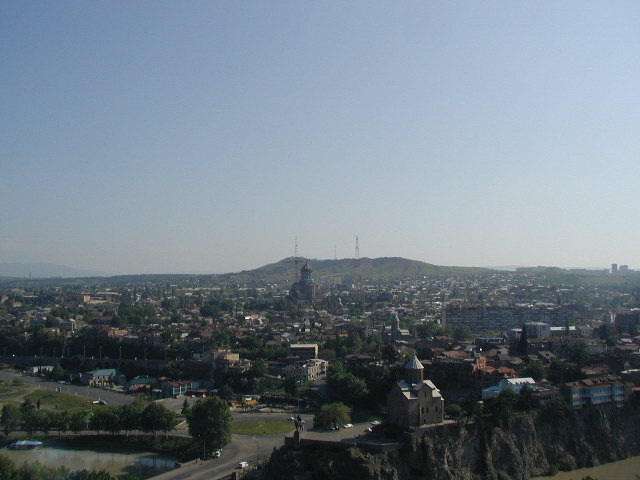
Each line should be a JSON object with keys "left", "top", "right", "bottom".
{"left": 0, "top": 369, "right": 379, "bottom": 479}
{"left": 150, "top": 412, "right": 377, "bottom": 480}
{"left": 0, "top": 369, "right": 134, "bottom": 405}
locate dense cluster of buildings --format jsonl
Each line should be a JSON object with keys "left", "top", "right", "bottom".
{"left": 2, "top": 262, "right": 640, "bottom": 430}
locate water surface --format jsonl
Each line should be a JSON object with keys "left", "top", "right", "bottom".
{"left": 530, "top": 455, "right": 640, "bottom": 480}
{"left": 2, "top": 444, "right": 176, "bottom": 477}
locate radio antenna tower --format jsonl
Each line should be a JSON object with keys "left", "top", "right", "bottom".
{"left": 354, "top": 235, "right": 360, "bottom": 259}
{"left": 294, "top": 236, "right": 301, "bottom": 281}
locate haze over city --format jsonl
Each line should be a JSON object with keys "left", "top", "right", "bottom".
{"left": 2, "top": 2, "right": 639, "bottom": 275}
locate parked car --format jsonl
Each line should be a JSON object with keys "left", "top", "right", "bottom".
{"left": 343, "top": 423, "right": 353, "bottom": 428}
{"left": 371, "top": 420, "right": 381, "bottom": 425}
{"left": 238, "top": 461, "right": 249, "bottom": 469}
{"left": 213, "top": 449, "right": 222, "bottom": 458}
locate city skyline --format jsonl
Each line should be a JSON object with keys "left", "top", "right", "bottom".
{"left": 2, "top": 2, "right": 639, "bottom": 274}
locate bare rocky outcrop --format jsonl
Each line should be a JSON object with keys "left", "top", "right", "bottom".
{"left": 262, "top": 404, "right": 640, "bottom": 480}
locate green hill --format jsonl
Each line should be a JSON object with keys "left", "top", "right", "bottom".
{"left": 219, "top": 257, "right": 492, "bottom": 284}
{"left": 0, "top": 257, "right": 492, "bottom": 288}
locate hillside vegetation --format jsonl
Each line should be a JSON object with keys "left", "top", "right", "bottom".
{"left": 0, "top": 257, "right": 492, "bottom": 288}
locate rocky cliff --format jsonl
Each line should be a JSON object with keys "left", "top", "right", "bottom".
{"left": 262, "top": 404, "right": 640, "bottom": 480}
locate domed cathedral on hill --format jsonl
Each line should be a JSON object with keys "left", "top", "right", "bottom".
{"left": 288, "top": 261, "right": 320, "bottom": 304}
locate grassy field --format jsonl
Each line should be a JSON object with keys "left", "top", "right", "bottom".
{"left": 23, "top": 390, "right": 88, "bottom": 410}
{"left": 231, "top": 419, "right": 295, "bottom": 435}
{"left": 0, "top": 380, "right": 90, "bottom": 411}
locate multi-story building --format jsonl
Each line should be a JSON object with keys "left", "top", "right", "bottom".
{"left": 524, "top": 322, "right": 551, "bottom": 339}
{"left": 561, "top": 376, "right": 625, "bottom": 408}
{"left": 282, "top": 358, "right": 328, "bottom": 382}
{"left": 289, "top": 343, "right": 318, "bottom": 360}
{"left": 615, "top": 310, "right": 640, "bottom": 334}
{"left": 445, "top": 304, "right": 574, "bottom": 333}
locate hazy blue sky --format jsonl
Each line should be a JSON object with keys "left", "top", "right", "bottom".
{"left": 2, "top": 2, "right": 639, "bottom": 274}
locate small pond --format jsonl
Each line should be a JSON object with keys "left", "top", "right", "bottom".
{"left": 2, "top": 443, "right": 176, "bottom": 478}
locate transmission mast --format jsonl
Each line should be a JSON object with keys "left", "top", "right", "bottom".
{"left": 294, "top": 236, "right": 301, "bottom": 281}
{"left": 354, "top": 235, "right": 360, "bottom": 259}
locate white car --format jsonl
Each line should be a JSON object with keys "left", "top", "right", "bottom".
{"left": 371, "top": 420, "right": 381, "bottom": 425}
{"left": 343, "top": 423, "right": 353, "bottom": 428}
{"left": 238, "top": 461, "right": 249, "bottom": 469}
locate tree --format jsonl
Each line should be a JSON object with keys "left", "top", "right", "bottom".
{"left": 187, "top": 397, "right": 232, "bottom": 450}
{"left": 69, "top": 411, "right": 88, "bottom": 435}
{"left": 140, "top": 402, "right": 177, "bottom": 436}
{"left": 485, "top": 389, "right": 518, "bottom": 427}
{"left": 0, "top": 456, "right": 16, "bottom": 480}
{"left": 117, "top": 397, "right": 145, "bottom": 435}
{"left": 572, "top": 341, "right": 589, "bottom": 368}
{"left": 20, "top": 398, "right": 36, "bottom": 415}
{"left": 453, "top": 325, "right": 471, "bottom": 340}
{"left": 327, "top": 363, "right": 368, "bottom": 405}
{"left": 1, "top": 404, "right": 21, "bottom": 439}
{"left": 50, "top": 363, "right": 67, "bottom": 381}
{"left": 249, "top": 359, "right": 268, "bottom": 377}
{"left": 522, "top": 362, "right": 545, "bottom": 381}
{"left": 445, "top": 403, "right": 462, "bottom": 420}
{"left": 218, "top": 385, "right": 234, "bottom": 403}
{"left": 283, "top": 376, "right": 299, "bottom": 397}
{"left": 21, "top": 409, "right": 39, "bottom": 435}
{"left": 69, "top": 471, "right": 114, "bottom": 480}
{"left": 53, "top": 411, "right": 71, "bottom": 438}
{"left": 181, "top": 398, "right": 190, "bottom": 416}
{"left": 313, "top": 402, "right": 350, "bottom": 429}
{"left": 517, "top": 325, "right": 529, "bottom": 355}
{"left": 515, "top": 385, "right": 539, "bottom": 411}
{"left": 26, "top": 409, "right": 53, "bottom": 435}
{"left": 98, "top": 407, "right": 121, "bottom": 435}
{"left": 90, "top": 408, "right": 107, "bottom": 434}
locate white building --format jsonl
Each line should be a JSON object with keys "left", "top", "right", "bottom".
{"left": 482, "top": 377, "right": 536, "bottom": 400}
{"left": 524, "top": 322, "right": 551, "bottom": 339}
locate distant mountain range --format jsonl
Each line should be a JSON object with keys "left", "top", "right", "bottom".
{"left": 0, "top": 262, "right": 109, "bottom": 279}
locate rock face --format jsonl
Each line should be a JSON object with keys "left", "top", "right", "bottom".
{"left": 262, "top": 405, "right": 640, "bottom": 480}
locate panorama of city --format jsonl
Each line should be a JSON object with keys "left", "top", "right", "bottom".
{"left": 1, "top": 258, "right": 640, "bottom": 480}
{"left": 4, "top": 2, "right": 639, "bottom": 480}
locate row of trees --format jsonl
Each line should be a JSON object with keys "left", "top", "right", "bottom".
{"left": 1, "top": 399, "right": 177, "bottom": 438}
{"left": 445, "top": 389, "right": 574, "bottom": 429}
